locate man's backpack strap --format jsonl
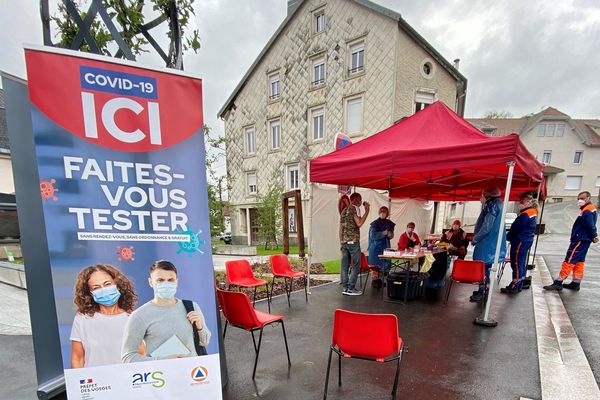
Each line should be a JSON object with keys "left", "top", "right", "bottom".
{"left": 182, "top": 299, "right": 207, "bottom": 356}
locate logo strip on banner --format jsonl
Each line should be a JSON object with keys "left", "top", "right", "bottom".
{"left": 23, "top": 45, "right": 222, "bottom": 400}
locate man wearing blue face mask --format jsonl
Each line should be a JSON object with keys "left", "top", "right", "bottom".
{"left": 121, "top": 260, "right": 211, "bottom": 362}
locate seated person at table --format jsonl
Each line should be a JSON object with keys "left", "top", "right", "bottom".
{"left": 441, "top": 219, "right": 469, "bottom": 259}
{"left": 398, "top": 222, "right": 421, "bottom": 251}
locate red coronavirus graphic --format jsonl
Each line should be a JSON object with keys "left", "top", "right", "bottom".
{"left": 117, "top": 246, "right": 135, "bottom": 261}
{"left": 40, "top": 179, "right": 59, "bottom": 201}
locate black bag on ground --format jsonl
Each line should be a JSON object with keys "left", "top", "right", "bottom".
{"left": 182, "top": 299, "right": 208, "bottom": 356}
{"left": 386, "top": 271, "right": 427, "bottom": 300}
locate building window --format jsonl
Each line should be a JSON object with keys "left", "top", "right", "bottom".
{"left": 596, "top": 176, "right": 600, "bottom": 187}
{"left": 537, "top": 125, "right": 546, "bottom": 137}
{"left": 345, "top": 95, "right": 363, "bottom": 135}
{"left": 482, "top": 128, "right": 495, "bottom": 136}
{"left": 415, "top": 91, "right": 435, "bottom": 113}
{"left": 311, "top": 107, "right": 324, "bottom": 141}
{"left": 269, "top": 119, "right": 281, "bottom": 150}
{"left": 240, "top": 208, "right": 247, "bottom": 233}
{"left": 314, "top": 10, "right": 325, "bottom": 33}
{"left": 245, "top": 126, "right": 255, "bottom": 155}
{"left": 247, "top": 172, "right": 257, "bottom": 195}
{"left": 565, "top": 176, "right": 582, "bottom": 191}
{"left": 287, "top": 164, "right": 300, "bottom": 190}
{"left": 312, "top": 57, "right": 325, "bottom": 86}
{"left": 573, "top": 150, "right": 583, "bottom": 165}
{"left": 269, "top": 73, "right": 280, "bottom": 100}
{"left": 348, "top": 41, "right": 364, "bottom": 74}
{"left": 542, "top": 151, "right": 551, "bottom": 164}
{"left": 537, "top": 123, "right": 565, "bottom": 137}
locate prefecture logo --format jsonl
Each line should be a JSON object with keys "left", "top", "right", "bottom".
{"left": 190, "top": 366, "right": 209, "bottom": 384}
{"left": 78, "top": 377, "right": 112, "bottom": 399}
{"left": 132, "top": 371, "right": 166, "bottom": 389}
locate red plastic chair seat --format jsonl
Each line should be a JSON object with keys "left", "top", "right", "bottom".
{"left": 254, "top": 309, "right": 284, "bottom": 327}
{"left": 323, "top": 309, "right": 404, "bottom": 400}
{"left": 229, "top": 277, "right": 268, "bottom": 288}
{"left": 274, "top": 270, "right": 305, "bottom": 278}
{"left": 269, "top": 254, "right": 308, "bottom": 306}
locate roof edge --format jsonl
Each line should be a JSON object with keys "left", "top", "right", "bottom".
{"left": 218, "top": 0, "right": 468, "bottom": 119}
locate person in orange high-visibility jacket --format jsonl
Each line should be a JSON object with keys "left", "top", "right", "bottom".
{"left": 501, "top": 192, "right": 538, "bottom": 294}
{"left": 544, "top": 191, "right": 599, "bottom": 291}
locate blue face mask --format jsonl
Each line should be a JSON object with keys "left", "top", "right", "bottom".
{"left": 154, "top": 281, "right": 177, "bottom": 300}
{"left": 91, "top": 285, "right": 121, "bottom": 306}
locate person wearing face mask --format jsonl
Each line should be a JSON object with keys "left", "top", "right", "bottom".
{"left": 441, "top": 219, "right": 469, "bottom": 260}
{"left": 368, "top": 206, "right": 396, "bottom": 287}
{"left": 544, "top": 191, "right": 599, "bottom": 291}
{"left": 121, "top": 260, "right": 211, "bottom": 362}
{"left": 70, "top": 264, "right": 139, "bottom": 368}
{"left": 502, "top": 193, "right": 538, "bottom": 294}
{"left": 397, "top": 222, "right": 421, "bottom": 251}
{"left": 470, "top": 187, "right": 507, "bottom": 302}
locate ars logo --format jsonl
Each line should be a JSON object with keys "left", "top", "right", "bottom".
{"left": 191, "top": 366, "right": 209, "bottom": 383}
{"left": 132, "top": 371, "right": 166, "bottom": 388}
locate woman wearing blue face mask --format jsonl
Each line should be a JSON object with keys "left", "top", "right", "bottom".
{"left": 121, "top": 260, "right": 211, "bottom": 363}
{"left": 70, "top": 264, "right": 138, "bottom": 368}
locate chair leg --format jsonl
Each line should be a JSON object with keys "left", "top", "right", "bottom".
{"left": 223, "top": 320, "right": 228, "bottom": 338}
{"left": 444, "top": 280, "right": 454, "bottom": 305}
{"left": 280, "top": 320, "right": 291, "bottom": 365}
{"left": 252, "top": 286, "right": 257, "bottom": 307}
{"left": 266, "top": 284, "right": 271, "bottom": 313}
{"left": 285, "top": 278, "right": 294, "bottom": 307}
{"left": 361, "top": 270, "right": 370, "bottom": 295}
{"left": 338, "top": 352, "right": 342, "bottom": 386}
{"left": 391, "top": 353, "right": 402, "bottom": 400}
{"left": 323, "top": 347, "right": 334, "bottom": 400}
{"left": 270, "top": 275, "right": 276, "bottom": 303}
{"left": 252, "top": 328, "right": 264, "bottom": 380}
{"left": 304, "top": 275, "right": 308, "bottom": 301}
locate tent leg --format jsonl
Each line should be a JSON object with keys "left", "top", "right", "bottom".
{"left": 475, "top": 161, "right": 515, "bottom": 328}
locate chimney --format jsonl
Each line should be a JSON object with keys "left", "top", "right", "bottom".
{"left": 288, "top": 0, "right": 301, "bottom": 15}
{"left": 453, "top": 58, "right": 460, "bottom": 70}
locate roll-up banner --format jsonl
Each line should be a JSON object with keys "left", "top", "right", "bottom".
{"left": 23, "top": 46, "right": 222, "bottom": 399}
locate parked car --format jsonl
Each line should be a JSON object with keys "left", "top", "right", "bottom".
{"left": 504, "top": 212, "right": 518, "bottom": 231}
{"left": 217, "top": 232, "right": 232, "bottom": 244}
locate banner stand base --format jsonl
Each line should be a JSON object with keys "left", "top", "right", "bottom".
{"left": 37, "top": 375, "right": 65, "bottom": 400}
{"left": 473, "top": 317, "right": 498, "bottom": 327}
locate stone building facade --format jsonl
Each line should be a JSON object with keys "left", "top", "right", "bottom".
{"left": 219, "top": 0, "right": 467, "bottom": 245}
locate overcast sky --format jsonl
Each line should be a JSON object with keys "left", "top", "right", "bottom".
{"left": 1, "top": 0, "right": 599, "bottom": 149}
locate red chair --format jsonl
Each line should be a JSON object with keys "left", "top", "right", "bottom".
{"left": 225, "top": 259, "right": 270, "bottom": 312}
{"left": 323, "top": 309, "right": 405, "bottom": 400}
{"left": 357, "top": 253, "right": 388, "bottom": 298}
{"left": 269, "top": 254, "right": 307, "bottom": 307}
{"left": 444, "top": 259, "right": 485, "bottom": 305}
{"left": 217, "top": 289, "right": 291, "bottom": 379}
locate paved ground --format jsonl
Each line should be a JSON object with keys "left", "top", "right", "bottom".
{"left": 2, "top": 224, "right": 600, "bottom": 399}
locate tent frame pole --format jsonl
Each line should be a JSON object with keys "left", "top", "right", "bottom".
{"left": 475, "top": 161, "right": 515, "bottom": 327}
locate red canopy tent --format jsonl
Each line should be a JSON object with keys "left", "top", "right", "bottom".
{"left": 310, "top": 101, "right": 545, "bottom": 201}
{"left": 309, "top": 101, "right": 545, "bottom": 327}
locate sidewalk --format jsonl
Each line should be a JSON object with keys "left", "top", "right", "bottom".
{"left": 2, "top": 236, "right": 600, "bottom": 399}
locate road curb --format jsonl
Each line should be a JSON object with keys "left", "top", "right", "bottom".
{"left": 532, "top": 256, "right": 600, "bottom": 399}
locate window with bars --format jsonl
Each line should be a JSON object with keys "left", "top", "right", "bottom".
{"left": 270, "top": 119, "right": 281, "bottom": 150}
{"left": 269, "top": 73, "right": 280, "bottom": 100}
{"left": 348, "top": 41, "right": 364, "bottom": 74}
{"left": 312, "top": 57, "right": 325, "bottom": 85}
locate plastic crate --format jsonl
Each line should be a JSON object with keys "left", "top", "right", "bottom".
{"left": 386, "top": 271, "right": 428, "bottom": 300}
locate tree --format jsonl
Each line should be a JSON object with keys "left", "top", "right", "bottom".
{"left": 484, "top": 110, "right": 514, "bottom": 119}
{"left": 203, "top": 124, "right": 229, "bottom": 238}
{"left": 256, "top": 185, "right": 283, "bottom": 249}
{"left": 51, "top": 0, "right": 200, "bottom": 66}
